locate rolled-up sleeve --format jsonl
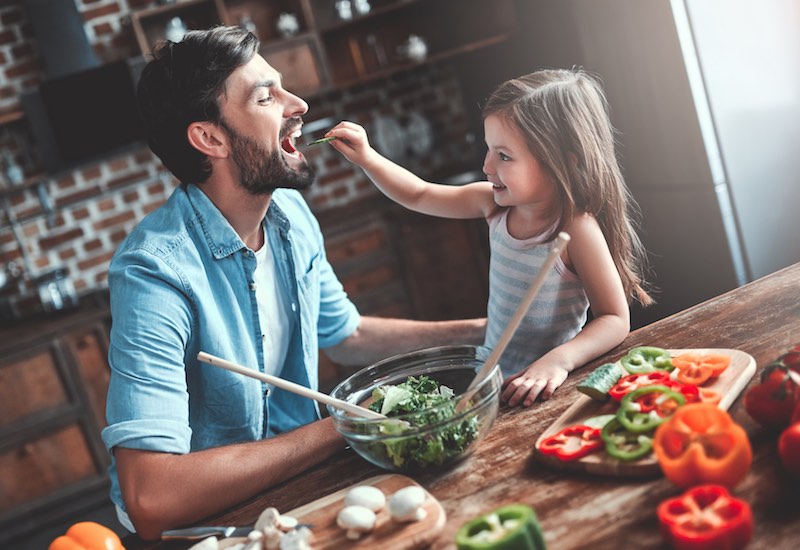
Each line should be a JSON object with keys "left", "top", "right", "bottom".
{"left": 102, "top": 248, "right": 194, "bottom": 455}
{"left": 316, "top": 247, "right": 360, "bottom": 348}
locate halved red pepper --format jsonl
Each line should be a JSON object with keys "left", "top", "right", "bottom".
{"left": 657, "top": 485, "right": 753, "bottom": 550}
{"left": 609, "top": 371, "right": 672, "bottom": 401}
{"left": 538, "top": 424, "right": 603, "bottom": 461}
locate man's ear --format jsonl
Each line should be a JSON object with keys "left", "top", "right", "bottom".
{"left": 187, "top": 121, "right": 228, "bottom": 159}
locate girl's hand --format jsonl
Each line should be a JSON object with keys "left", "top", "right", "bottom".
{"left": 501, "top": 360, "right": 569, "bottom": 407}
{"left": 324, "top": 121, "right": 377, "bottom": 167}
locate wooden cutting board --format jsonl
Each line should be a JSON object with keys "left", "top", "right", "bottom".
{"left": 533, "top": 348, "right": 756, "bottom": 477}
{"left": 283, "top": 474, "right": 446, "bottom": 550}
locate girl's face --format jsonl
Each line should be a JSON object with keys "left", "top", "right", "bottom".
{"left": 482, "top": 114, "right": 558, "bottom": 210}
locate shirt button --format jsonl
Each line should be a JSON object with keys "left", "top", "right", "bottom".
{"left": 291, "top": 303, "right": 297, "bottom": 312}
{"left": 262, "top": 334, "right": 266, "bottom": 340}
{"left": 250, "top": 282, "right": 257, "bottom": 291}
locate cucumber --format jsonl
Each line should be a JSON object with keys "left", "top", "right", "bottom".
{"left": 581, "top": 414, "right": 617, "bottom": 430}
{"left": 577, "top": 363, "right": 624, "bottom": 402}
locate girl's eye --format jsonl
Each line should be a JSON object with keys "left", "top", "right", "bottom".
{"left": 499, "top": 152, "right": 511, "bottom": 161}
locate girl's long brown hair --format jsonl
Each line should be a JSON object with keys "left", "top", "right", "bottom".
{"left": 483, "top": 68, "right": 653, "bottom": 306}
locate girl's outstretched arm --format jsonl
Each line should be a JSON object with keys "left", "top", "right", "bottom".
{"left": 501, "top": 213, "right": 630, "bottom": 407}
{"left": 326, "top": 121, "right": 497, "bottom": 220}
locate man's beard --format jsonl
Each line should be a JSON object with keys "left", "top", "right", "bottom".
{"left": 219, "top": 117, "right": 315, "bottom": 195}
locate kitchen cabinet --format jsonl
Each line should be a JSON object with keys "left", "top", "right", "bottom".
{"left": 130, "top": 0, "right": 515, "bottom": 95}
{"left": 0, "top": 309, "right": 112, "bottom": 546}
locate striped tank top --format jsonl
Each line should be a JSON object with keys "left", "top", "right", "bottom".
{"left": 483, "top": 208, "right": 589, "bottom": 377}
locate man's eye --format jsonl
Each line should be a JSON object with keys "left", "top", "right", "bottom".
{"left": 257, "top": 96, "right": 273, "bottom": 104}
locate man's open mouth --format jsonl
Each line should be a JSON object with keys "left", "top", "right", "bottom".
{"left": 281, "top": 127, "right": 303, "bottom": 157}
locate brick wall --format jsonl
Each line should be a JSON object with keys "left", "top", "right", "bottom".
{"left": 0, "top": 0, "right": 474, "bottom": 320}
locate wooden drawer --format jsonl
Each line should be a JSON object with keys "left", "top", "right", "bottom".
{"left": 0, "top": 342, "right": 74, "bottom": 431}
{"left": 0, "top": 423, "right": 100, "bottom": 515}
{"left": 0, "top": 315, "right": 112, "bottom": 544}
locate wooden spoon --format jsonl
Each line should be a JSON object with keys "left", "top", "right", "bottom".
{"left": 197, "top": 352, "right": 385, "bottom": 420}
{"left": 458, "top": 232, "right": 571, "bottom": 407}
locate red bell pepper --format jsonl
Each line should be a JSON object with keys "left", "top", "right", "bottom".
{"left": 538, "top": 424, "right": 603, "bottom": 461}
{"left": 657, "top": 485, "right": 753, "bottom": 550}
{"left": 609, "top": 371, "right": 672, "bottom": 401}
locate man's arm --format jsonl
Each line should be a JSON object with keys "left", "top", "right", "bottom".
{"left": 116, "top": 417, "right": 344, "bottom": 540}
{"left": 323, "top": 316, "right": 487, "bottom": 368}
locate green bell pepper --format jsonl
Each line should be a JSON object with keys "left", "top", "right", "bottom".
{"left": 617, "top": 385, "right": 685, "bottom": 433}
{"left": 620, "top": 346, "right": 674, "bottom": 374}
{"left": 601, "top": 418, "right": 654, "bottom": 461}
{"left": 455, "top": 504, "right": 546, "bottom": 549}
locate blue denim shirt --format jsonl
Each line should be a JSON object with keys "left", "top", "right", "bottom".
{"left": 101, "top": 184, "right": 360, "bottom": 522}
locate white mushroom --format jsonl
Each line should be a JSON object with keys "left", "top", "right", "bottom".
{"left": 261, "top": 525, "right": 282, "bottom": 550}
{"left": 279, "top": 526, "right": 314, "bottom": 550}
{"left": 255, "top": 507, "right": 282, "bottom": 531}
{"left": 388, "top": 486, "right": 427, "bottom": 523}
{"left": 277, "top": 515, "right": 299, "bottom": 532}
{"left": 344, "top": 485, "right": 386, "bottom": 512}
{"left": 336, "top": 505, "right": 377, "bottom": 539}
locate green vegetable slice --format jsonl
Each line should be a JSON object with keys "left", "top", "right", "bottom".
{"left": 306, "top": 136, "right": 337, "bottom": 145}
{"left": 456, "top": 504, "right": 546, "bottom": 549}
{"left": 601, "top": 418, "right": 654, "bottom": 461}
{"left": 581, "top": 414, "right": 617, "bottom": 430}
{"left": 620, "top": 346, "right": 674, "bottom": 374}
{"left": 616, "top": 385, "right": 685, "bottom": 433}
{"left": 577, "top": 363, "right": 623, "bottom": 401}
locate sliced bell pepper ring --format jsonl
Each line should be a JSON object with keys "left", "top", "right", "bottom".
{"left": 620, "top": 346, "right": 674, "bottom": 374}
{"left": 663, "top": 381, "right": 722, "bottom": 407}
{"left": 657, "top": 485, "right": 753, "bottom": 550}
{"left": 609, "top": 371, "right": 672, "bottom": 401}
{"left": 673, "top": 363, "right": 713, "bottom": 386}
{"left": 601, "top": 418, "right": 654, "bottom": 461}
{"left": 653, "top": 403, "right": 752, "bottom": 489}
{"left": 617, "top": 385, "right": 685, "bottom": 433}
{"left": 538, "top": 424, "right": 603, "bottom": 461}
{"left": 673, "top": 352, "right": 732, "bottom": 378}
{"left": 455, "top": 504, "right": 545, "bottom": 550}
{"left": 697, "top": 387, "right": 722, "bottom": 406}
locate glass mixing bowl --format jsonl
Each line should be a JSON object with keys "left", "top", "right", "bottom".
{"left": 327, "top": 345, "right": 502, "bottom": 473}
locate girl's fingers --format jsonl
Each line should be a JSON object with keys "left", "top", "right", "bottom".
{"left": 522, "top": 380, "right": 547, "bottom": 407}
{"left": 502, "top": 377, "right": 546, "bottom": 407}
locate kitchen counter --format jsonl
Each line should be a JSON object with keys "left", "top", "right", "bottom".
{"left": 126, "top": 262, "right": 800, "bottom": 549}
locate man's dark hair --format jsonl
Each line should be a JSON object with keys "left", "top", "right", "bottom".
{"left": 137, "top": 26, "right": 259, "bottom": 184}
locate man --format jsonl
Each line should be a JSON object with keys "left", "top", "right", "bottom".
{"left": 102, "top": 26, "right": 485, "bottom": 540}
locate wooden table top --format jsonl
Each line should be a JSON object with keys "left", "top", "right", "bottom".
{"left": 128, "top": 262, "right": 800, "bottom": 550}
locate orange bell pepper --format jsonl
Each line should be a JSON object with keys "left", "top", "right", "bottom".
{"left": 49, "top": 522, "right": 125, "bottom": 550}
{"left": 653, "top": 403, "right": 752, "bottom": 489}
{"left": 672, "top": 352, "right": 731, "bottom": 386}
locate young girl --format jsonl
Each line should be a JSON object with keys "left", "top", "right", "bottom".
{"left": 326, "top": 68, "right": 652, "bottom": 407}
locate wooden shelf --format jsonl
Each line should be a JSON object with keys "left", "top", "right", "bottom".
{"left": 127, "top": 0, "right": 515, "bottom": 96}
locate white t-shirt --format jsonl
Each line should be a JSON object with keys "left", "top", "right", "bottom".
{"left": 253, "top": 230, "right": 293, "bottom": 380}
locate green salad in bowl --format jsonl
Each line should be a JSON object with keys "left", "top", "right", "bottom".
{"left": 328, "top": 345, "right": 502, "bottom": 472}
